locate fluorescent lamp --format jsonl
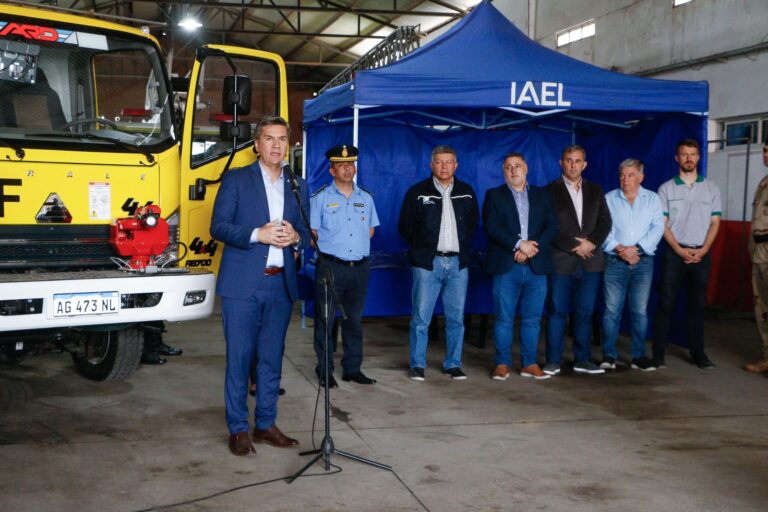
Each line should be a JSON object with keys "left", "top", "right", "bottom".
{"left": 178, "top": 16, "right": 202, "bottom": 32}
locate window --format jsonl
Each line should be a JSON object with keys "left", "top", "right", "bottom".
{"left": 717, "top": 115, "right": 768, "bottom": 148}
{"left": 725, "top": 121, "right": 757, "bottom": 146}
{"left": 0, "top": 25, "right": 173, "bottom": 150}
{"left": 556, "top": 21, "right": 596, "bottom": 48}
{"left": 673, "top": 0, "right": 693, "bottom": 7}
{"left": 190, "top": 55, "right": 279, "bottom": 167}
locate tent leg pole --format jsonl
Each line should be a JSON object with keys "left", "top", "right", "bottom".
{"left": 353, "top": 106, "right": 359, "bottom": 185}
{"left": 353, "top": 106, "right": 359, "bottom": 146}
{"left": 302, "top": 128, "right": 307, "bottom": 179}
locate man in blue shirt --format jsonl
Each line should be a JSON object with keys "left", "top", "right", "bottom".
{"left": 311, "top": 145, "right": 380, "bottom": 387}
{"left": 601, "top": 158, "right": 664, "bottom": 372}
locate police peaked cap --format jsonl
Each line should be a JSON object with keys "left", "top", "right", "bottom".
{"left": 326, "top": 145, "right": 358, "bottom": 162}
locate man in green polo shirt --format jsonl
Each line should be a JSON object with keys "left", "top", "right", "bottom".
{"left": 653, "top": 139, "right": 722, "bottom": 369}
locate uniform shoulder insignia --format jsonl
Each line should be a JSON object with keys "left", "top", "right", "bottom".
{"left": 311, "top": 184, "right": 329, "bottom": 197}
{"left": 358, "top": 185, "right": 374, "bottom": 197}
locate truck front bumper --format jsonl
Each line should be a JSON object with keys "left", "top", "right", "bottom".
{"left": 0, "top": 270, "right": 215, "bottom": 331}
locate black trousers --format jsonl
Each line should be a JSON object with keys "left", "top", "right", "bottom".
{"left": 314, "top": 257, "right": 370, "bottom": 377}
{"left": 653, "top": 248, "right": 711, "bottom": 359}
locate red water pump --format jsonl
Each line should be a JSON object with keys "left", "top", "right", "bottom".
{"left": 109, "top": 204, "right": 169, "bottom": 270}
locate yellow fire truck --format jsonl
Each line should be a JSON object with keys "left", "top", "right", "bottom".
{"left": 0, "top": 4, "right": 288, "bottom": 380}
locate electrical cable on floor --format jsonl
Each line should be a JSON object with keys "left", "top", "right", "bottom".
{"left": 310, "top": 370, "right": 324, "bottom": 449}
{"left": 131, "top": 462, "right": 343, "bottom": 512}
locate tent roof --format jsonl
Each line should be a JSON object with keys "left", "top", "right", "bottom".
{"left": 304, "top": 0, "right": 708, "bottom": 124}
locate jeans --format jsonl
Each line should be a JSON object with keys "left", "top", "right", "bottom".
{"left": 546, "top": 269, "right": 602, "bottom": 364}
{"left": 652, "top": 249, "right": 711, "bottom": 359}
{"left": 602, "top": 255, "right": 654, "bottom": 360}
{"left": 314, "top": 258, "right": 370, "bottom": 377}
{"left": 409, "top": 255, "right": 468, "bottom": 370}
{"left": 492, "top": 264, "right": 547, "bottom": 368}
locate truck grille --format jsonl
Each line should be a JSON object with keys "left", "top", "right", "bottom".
{"left": 0, "top": 225, "right": 116, "bottom": 269}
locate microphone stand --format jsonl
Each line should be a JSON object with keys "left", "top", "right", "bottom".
{"left": 282, "top": 163, "right": 391, "bottom": 483}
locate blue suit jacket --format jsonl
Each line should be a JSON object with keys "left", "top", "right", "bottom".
{"left": 210, "top": 162, "right": 310, "bottom": 302}
{"left": 483, "top": 184, "right": 558, "bottom": 275}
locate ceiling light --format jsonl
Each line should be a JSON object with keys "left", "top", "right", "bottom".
{"left": 178, "top": 16, "right": 202, "bottom": 32}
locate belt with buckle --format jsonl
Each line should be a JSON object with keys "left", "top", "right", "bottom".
{"left": 436, "top": 251, "right": 459, "bottom": 257}
{"left": 264, "top": 266, "right": 284, "bottom": 276}
{"left": 680, "top": 244, "right": 703, "bottom": 249}
{"left": 320, "top": 253, "right": 368, "bottom": 267}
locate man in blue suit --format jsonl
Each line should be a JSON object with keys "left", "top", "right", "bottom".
{"left": 484, "top": 152, "right": 558, "bottom": 381}
{"left": 211, "top": 116, "right": 310, "bottom": 456}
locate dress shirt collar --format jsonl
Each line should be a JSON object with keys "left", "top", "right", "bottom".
{"left": 330, "top": 180, "right": 358, "bottom": 196}
{"left": 258, "top": 160, "right": 284, "bottom": 184}
{"left": 432, "top": 176, "right": 454, "bottom": 192}
{"left": 617, "top": 185, "right": 649, "bottom": 203}
{"left": 564, "top": 177, "right": 582, "bottom": 192}
{"left": 507, "top": 183, "right": 529, "bottom": 195}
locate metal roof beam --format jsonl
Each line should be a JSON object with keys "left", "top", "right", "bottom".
{"left": 168, "top": 27, "right": 387, "bottom": 39}
{"left": 110, "top": 0, "right": 464, "bottom": 18}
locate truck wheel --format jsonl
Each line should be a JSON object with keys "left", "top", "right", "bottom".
{"left": 71, "top": 326, "right": 143, "bottom": 381}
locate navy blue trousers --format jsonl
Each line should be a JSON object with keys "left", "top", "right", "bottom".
{"left": 221, "top": 275, "right": 292, "bottom": 434}
{"left": 313, "top": 258, "right": 370, "bottom": 377}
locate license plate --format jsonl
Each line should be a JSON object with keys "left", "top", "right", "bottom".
{"left": 52, "top": 291, "right": 120, "bottom": 317}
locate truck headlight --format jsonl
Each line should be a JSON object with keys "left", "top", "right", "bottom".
{"left": 183, "top": 290, "right": 207, "bottom": 306}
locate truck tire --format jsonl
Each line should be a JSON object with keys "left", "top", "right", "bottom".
{"left": 71, "top": 326, "right": 143, "bottom": 381}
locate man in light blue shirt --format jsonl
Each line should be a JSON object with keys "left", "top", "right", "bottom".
{"left": 600, "top": 158, "right": 664, "bottom": 372}
{"left": 310, "top": 145, "right": 380, "bottom": 387}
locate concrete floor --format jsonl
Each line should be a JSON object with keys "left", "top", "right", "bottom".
{"left": 1, "top": 309, "right": 767, "bottom": 512}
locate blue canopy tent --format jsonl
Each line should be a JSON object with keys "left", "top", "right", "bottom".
{"left": 302, "top": 0, "right": 708, "bottom": 317}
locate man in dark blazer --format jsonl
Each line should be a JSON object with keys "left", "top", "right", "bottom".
{"left": 210, "top": 116, "right": 310, "bottom": 457}
{"left": 545, "top": 145, "right": 612, "bottom": 376}
{"left": 484, "top": 152, "right": 558, "bottom": 380}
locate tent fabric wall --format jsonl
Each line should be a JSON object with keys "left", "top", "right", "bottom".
{"left": 304, "top": 114, "right": 704, "bottom": 318}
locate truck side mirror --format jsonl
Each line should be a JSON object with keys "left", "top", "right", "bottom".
{"left": 219, "top": 121, "right": 251, "bottom": 141}
{"left": 221, "top": 75, "right": 251, "bottom": 115}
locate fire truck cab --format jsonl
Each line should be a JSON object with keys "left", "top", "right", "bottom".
{"left": 0, "top": 4, "right": 288, "bottom": 380}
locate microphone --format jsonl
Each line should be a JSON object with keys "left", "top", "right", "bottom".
{"left": 281, "top": 160, "right": 299, "bottom": 189}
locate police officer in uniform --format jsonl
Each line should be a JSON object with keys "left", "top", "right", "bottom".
{"left": 311, "top": 145, "right": 380, "bottom": 387}
{"left": 747, "top": 141, "right": 768, "bottom": 373}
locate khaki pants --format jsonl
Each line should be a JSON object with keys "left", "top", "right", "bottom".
{"left": 753, "top": 263, "right": 768, "bottom": 358}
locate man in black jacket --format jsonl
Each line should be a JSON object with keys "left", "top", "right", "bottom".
{"left": 484, "top": 152, "right": 558, "bottom": 380}
{"left": 398, "top": 145, "right": 479, "bottom": 381}
{"left": 545, "top": 145, "right": 612, "bottom": 376}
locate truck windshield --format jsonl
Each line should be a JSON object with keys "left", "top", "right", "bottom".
{"left": 0, "top": 20, "right": 173, "bottom": 150}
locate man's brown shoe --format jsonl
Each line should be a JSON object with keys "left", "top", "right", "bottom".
{"left": 746, "top": 359, "right": 768, "bottom": 373}
{"left": 520, "top": 363, "right": 551, "bottom": 380}
{"left": 253, "top": 425, "right": 300, "bottom": 448}
{"left": 228, "top": 431, "right": 256, "bottom": 456}
{"left": 492, "top": 364, "right": 510, "bottom": 381}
